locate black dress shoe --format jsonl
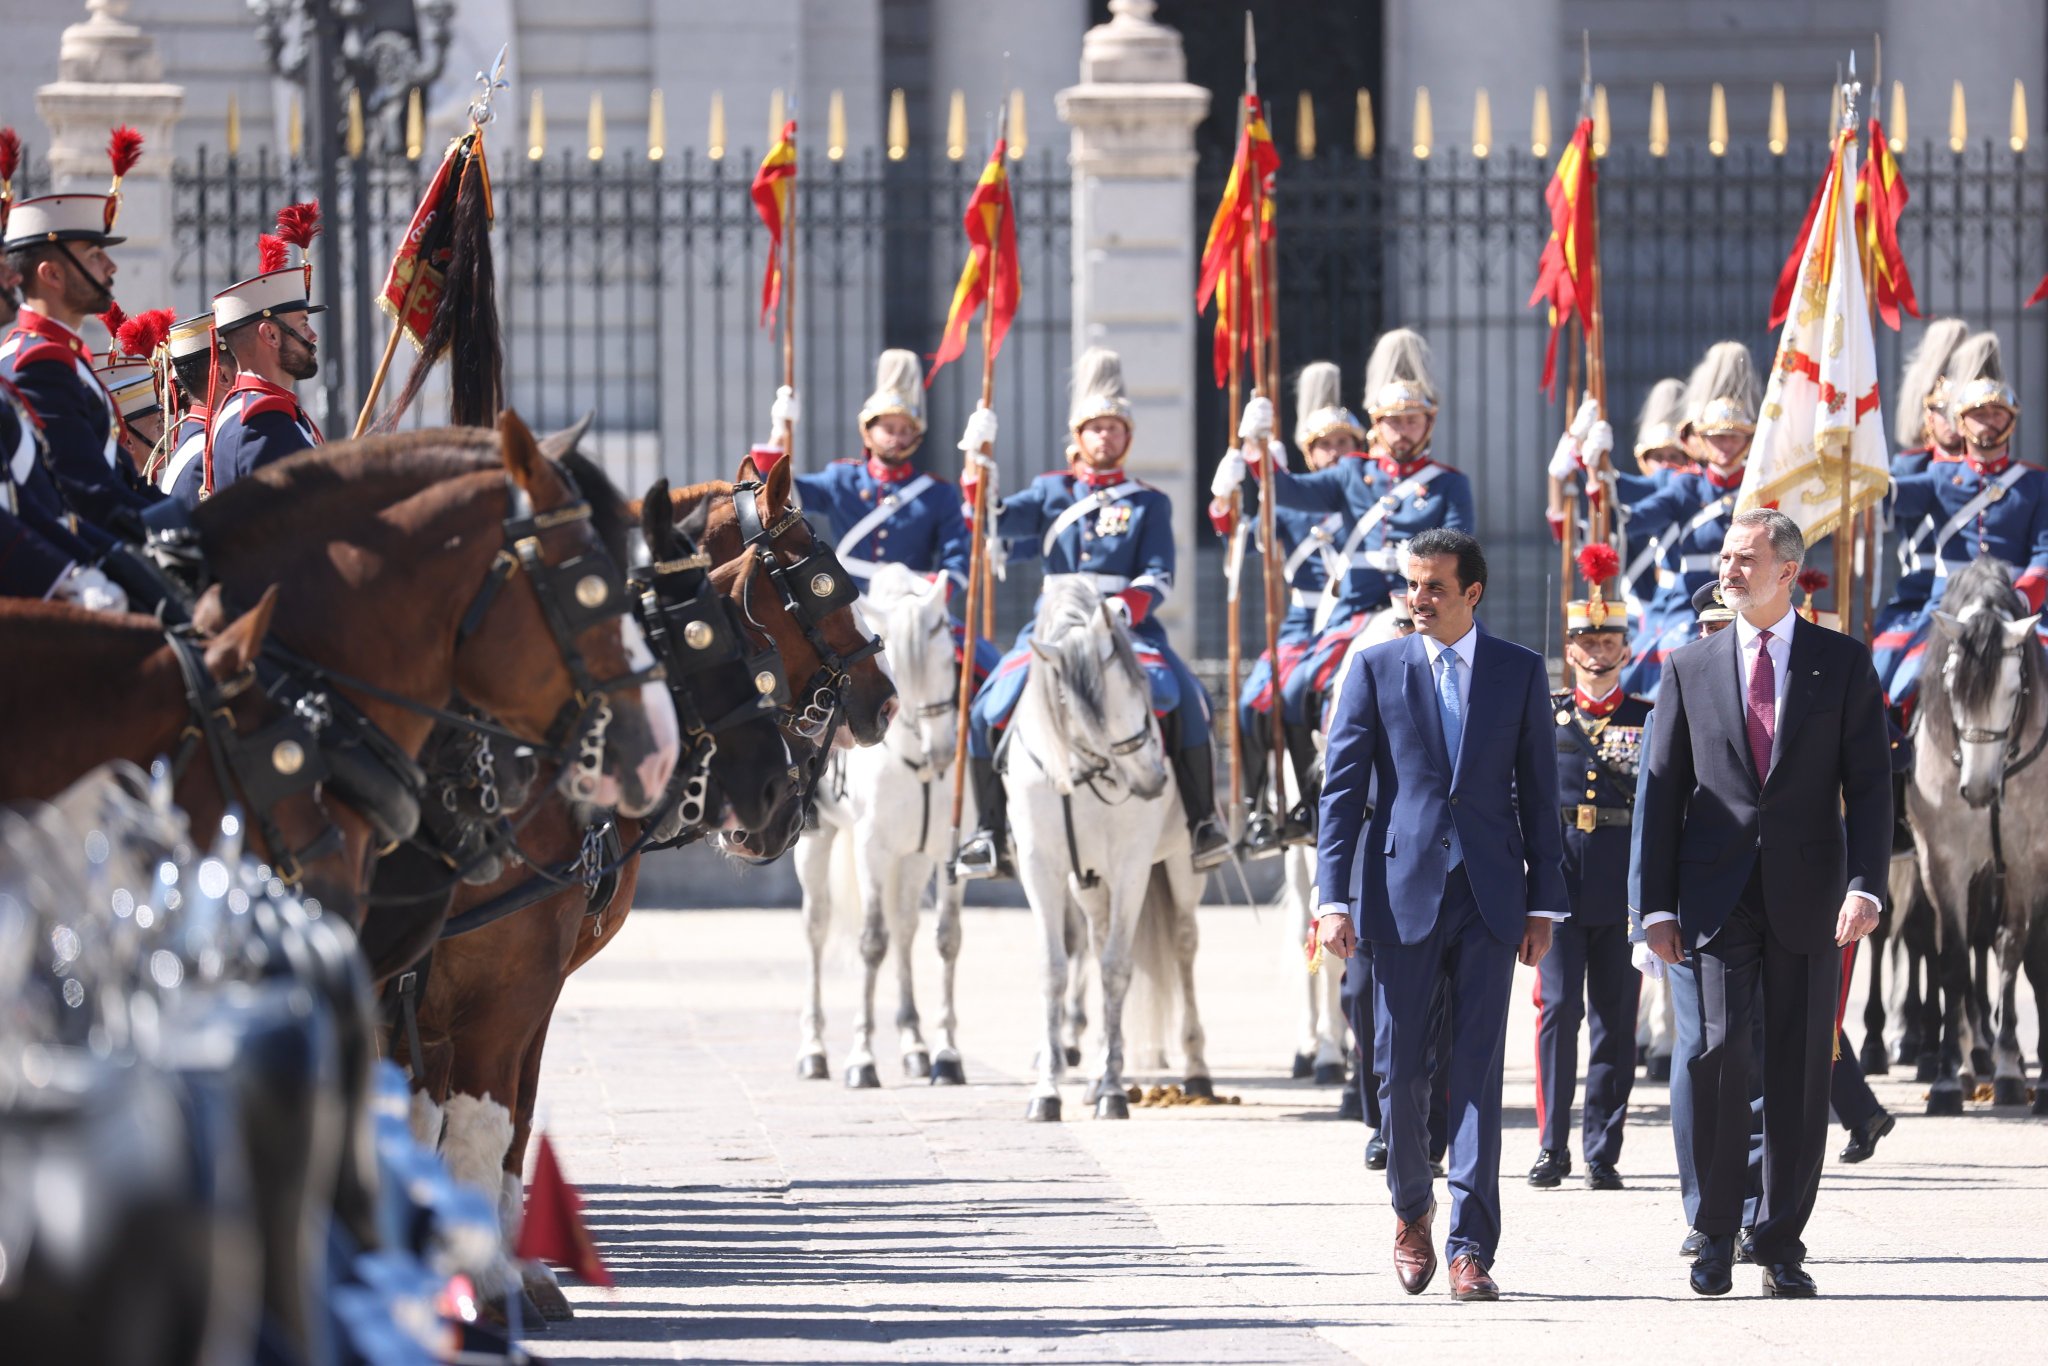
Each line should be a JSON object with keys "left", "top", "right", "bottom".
{"left": 1690, "top": 1235, "right": 1735, "bottom": 1296}
{"left": 1761, "top": 1261, "right": 1817, "bottom": 1298}
{"left": 1365, "top": 1131, "right": 1388, "bottom": 1169}
{"left": 1584, "top": 1163, "right": 1623, "bottom": 1191}
{"left": 1680, "top": 1228, "right": 1708, "bottom": 1258}
{"left": 1737, "top": 1226, "right": 1758, "bottom": 1265}
{"left": 1838, "top": 1110, "right": 1896, "bottom": 1164}
{"left": 1526, "top": 1148, "right": 1571, "bottom": 1188}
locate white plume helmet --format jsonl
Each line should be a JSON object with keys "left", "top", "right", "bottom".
{"left": 1363, "top": 328, "right": 1438, "bottom": 420}
{"left": 1633, "top": 377, "right": 1689, "bottom": 459}
{"left": 1294, "top": 360, "right": 1365, "bottom": 449}
{"left": 1684, "top": 340, "right": 1758, "bottom": 437}
{"left": 1067, "top": 345, "right": 1133, "bottom": 435}
{"left": 1894, "top": 317, "right": 1970, "bottom": 447}
{"left": 857, "top": 348, "right": 926, "bottom": 433}
{"left": 1947, "top": 330, "right": 2019, "bottom": 421}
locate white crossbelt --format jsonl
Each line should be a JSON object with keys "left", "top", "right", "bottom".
{"left": 833, "top": 473, "right": 935, "bottom": 581}
{"left": 1926, "top": 465, "right": 2029, "bottom": 577}
{"left": 1313, "top": 466, "right": 1447, "bottom": 631}
{"left": 159, "top": 429, "right": 205, "bottom": 495}
{"left": 1652, "top": 495, "right": 1736, "bottom": 588}
{"left": 1281, "top": 512, "right": 1344, "bottom": 584}
{"left": 1042, "top": 479, "right": 1143, "bottom": 559}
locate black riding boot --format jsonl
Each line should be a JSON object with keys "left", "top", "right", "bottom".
{"left": 1236, "top": 708, "right": 1284, "bottom": 857}
{"left": 952, "top": 755, "right": 1013, "bottom": 880}
{"left": 1172, "top": 740, "right": 1231, "bottom": 872}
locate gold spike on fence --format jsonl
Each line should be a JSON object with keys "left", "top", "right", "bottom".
{"left": 887, "top": 89, "right": 909, "bottom": 161}
{"left": 1297, "top": 90, "right": 1317, "bottom": 159}
{"left": 1412, "top": 86, "right": 1432, "bottom": 159}
{"left": 768, "top": 89, "right": 785, "bottom": 147}
{"left": 2011, "top": 79, "right": 2028, "bottom": 153}
{"left": 346, "top": 88, "right": 365, "bottom": 158}
{"left": 648, "top": 89, "right": 666, "bottom": 161}
{"left": 1648, "top": 82, "right": 1668, "bottom": 157}
{"left": 1709, "top": 82, "right": 1729, "bottom": 156}
{"left": 1009, "top": 89, "right": 1028, "bottom": 159}
{"left": 527, "top": 89, "right": 544, "bottom": 160}
{"left": 226, "top": 92, "right": 241, "bottom": 158}
{"left": 946, "top": 89, "right": 967, "bottom": 161}
{"left": 828, "top": 89, "right": 846, "bottom": 161}
{"left": 1355, "top": 88, "right": 1375, "bottom": 159}
{"left": 1472, "top": 87, "right": 1491, "bottom": 158}
{"left": 1950, "top": 79, "right": 1968, "bottom": 152}
{"left": 708, "top": 91, "right": 726, "bottom": 161}
{"left": 1530, "top": 86, "right": 1551, "bottom": 158}
{"left": 1592, "top": 83, "right": 1609, "bottom": 157}
{"left": 406, "top": 87, "right": 424, "bottom": 160}
{"left": 1768, "top": 83, "right": 1787, "bottom": 155}
{"left": 1890, "top": 80, "right": 1907, "bottom": 149}
{"left": 587, "top": 91, "right": 605, "bottom": 161}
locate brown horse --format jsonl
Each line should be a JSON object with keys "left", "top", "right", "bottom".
{"left": 182, "top": 414, "right": 680, "bottom": 917}
{"left": 401, "top": 462, "right": 897, "bottom": 1321}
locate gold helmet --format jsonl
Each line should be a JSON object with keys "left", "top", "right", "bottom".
{"left": 857, "top": 348, "right": 926, "bottom": 433}
{"left": 1684, "top": 341, "right": 1759, "bottom": 438}
{"left": 1067, "top": 346, "right": 1133, "bottom": 436}
{"left": 1293, "top": 360, "right": 1365, "bottom": 449}
{"left": 1633, "top": 377, "right": 1689, "bottom": 461}
{"left": 1363, "top": 328, "right": 1439, "bottom": 420}
{"left": 1895, "top": 317, "right": 1970, "bottom": 447}
{"left": 1946, "top": 331, "right": 2019, "bottom": 424}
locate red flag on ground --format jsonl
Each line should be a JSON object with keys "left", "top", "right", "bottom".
{"left": 1856, "top": 117, "right": 1917, "bottom": 329}
{"left": 751, "top": 120, "right": 797, "bottom": 327}
{"left": 1527, "top": 116, "right": 1598, "bottom": 396}
{"left": 514, "top": 1134, "right": 613, "bottom": 1288}
{"left": 926, "top": 136, "right": 1020, "bottom": 385}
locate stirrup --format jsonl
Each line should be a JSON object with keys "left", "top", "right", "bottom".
{"left": 952, "top": 832, "right": 1011, "bottom": 881}
{"left": 1236, "top": 810, "right": 1285, "bottom": 861}
{"left": 1190, "top": 819, "right": 1231, "bottom": 872}
{"left": 1280, "top": 801, "right": 1317, "bottom": 846}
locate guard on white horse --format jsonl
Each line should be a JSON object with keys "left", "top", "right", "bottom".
{"left": 954, "top": 346, "right": 1228, "bottom": 878}
{"left": 794, "top": 564, "right": 972, "bottom": 1088}
{"left": 1002, "top": 575, "right": 1213, "bottom": 1120}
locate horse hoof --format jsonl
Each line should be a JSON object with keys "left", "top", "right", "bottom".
{"left": 929, "top": 1056, "right": 967, "bottom": 1086}
{"left": 1858, "top": 1039, "right": 1889, "bottom": 1077}
{"left": 846, "top": 1063, "right": 880, "bottom": 1089}
{"left": 1095, "top": 1092, "right": 1131, "bottom": 1119}
{"left": 1925, "top": 1087, "right": 1965, "bottom": 1117}
{"left": 1181, "top": 1075, "right": 1215, "bottom": 1100}
{"left": 902, "top": 1050, "right": 931, "bottom": 1078}
{"left": 1025, "top": 1095, "right": 1062, "bottom": 1122}
{"left": 1914, "top": 1056, "right": 1940, "bottom": 1084}
{"left": 1313, "top": 1061, "right": 1346, "bottom": 1087}
{"left": 797, "top": 1054, "right": 829, "bottom": 1081}
{"left": 1064, "top": 1045, "right": 1083, "bottom": 1067}
{"left": 1971, "top": 1048, "right": 1996, "bottom": 1079}
{"left": 1291, "top": 1052, "right": 1314, "bottom": 1079}
{"left": 1993, "top": 1076, "right": 2028, "bottom": 1107}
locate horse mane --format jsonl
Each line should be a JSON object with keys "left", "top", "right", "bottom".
{"left": 1922, "top": 556, "right": 2043, "bottom": 743}
{"left": 1030, "top": 576, "right": 1139, "bottom": 731}
{"left": 558, "top": 448, "right": 632, "bottom": 566}
{"left": 866, "top": 563, "right": 942, "bottom": 691}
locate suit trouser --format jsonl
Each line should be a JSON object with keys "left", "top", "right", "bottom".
{"left": 1344, "top": 948, "right": 1450, "bottom": 1153}
{"left": 1830, "top": 1047, "right": 1882, "bottom": 1130}
{"left": 1689, "top": 878, "right": 1839, "bottom": 1263}
{"left": 1668, "top": 957, "right": 1761, "bottom": 1229}
{"left": 1371, "top": 866, "right": 1517, "bottom": 1267}
{"left": 1533, "top": 920, "right": 1640, "bottom": 1167}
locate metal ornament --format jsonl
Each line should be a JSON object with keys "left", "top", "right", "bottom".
{"left": 755, "top": 670, "right": 780, "bottom": 695}
{"left": 683, "top": 619, "right": 715, "bottom": 650}
{"left": 575, "top": 574, "right": 610, "bottom": 609}
{"left": 810, "top": 572, "right": 837, "bottom": 598}
{"left": 272, "top": 739, "right": 306, "bottom": 775}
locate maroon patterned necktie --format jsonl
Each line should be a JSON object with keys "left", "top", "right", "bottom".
{"left": 1746, "top": 628, "right": 1776, "bottom": 779}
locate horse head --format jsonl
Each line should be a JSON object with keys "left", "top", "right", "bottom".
{"left": 1022, "top": 579, "right": 1167, "bottom": 800}
{"left": 1929, "top": 557, "right": 2045, "bottom": 809}
{"left": 865, "top": 563, "right": 962, "bottom": 780}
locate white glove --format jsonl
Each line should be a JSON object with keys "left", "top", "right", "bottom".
{"left": 770, "top": 385, "right": 800, "bottom": 429}
{"left": 1548, "top": 431, "right": 1582, "bottom": 481}
{"left": 1582, "top": 419, "right": 1614, "bottom": 464}
{"left": 1631, "top": 939, "right": 1667, "bottom": 982}
{"left": 1238, "top": 394, "right": 1275, "bottom": 443}
{"left": 959, "top": 404, "right": 999, "bottom": 455}
{"left": 49, "top": 562, "right": 128, "bottom": 613}
{"left": 1211, "top": 449, "right": 1248, "bottom": 499}
{"left": 1569, "top": 395, "right": 1601, "bottom": 442}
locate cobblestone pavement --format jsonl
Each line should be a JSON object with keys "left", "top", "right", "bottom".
{"left": 529, "top": 904, "right": 2047, "bottom": 1363}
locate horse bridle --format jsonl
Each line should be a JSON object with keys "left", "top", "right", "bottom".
{"left": 731, "top": 480, "right": 882, "bottom": 749}
{"left": 1941, "top": 640, "right": 2048, "bottom": 776}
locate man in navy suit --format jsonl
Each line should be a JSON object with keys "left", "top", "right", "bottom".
{"left": 1315, "top": 527, "right": 1568, "bottom": 1302}
{"left": 1637, "top": 509, "right": 1890, "bottom": 1299}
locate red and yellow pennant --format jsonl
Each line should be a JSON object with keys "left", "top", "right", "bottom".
{"left": 1197, "top": 96, "right": 1281, "bottom": 390}
{"left": 926, "top": 137, "right": 1020, "bottom": 384}
{"left": 1856, "top": 116, "right": 1917, "bottom": 329}
{"left": 751, "top": 119, "right": 797, "bottom": 327}
{"left": 1527, "top": 117, "right": 1598, "bottom": 396}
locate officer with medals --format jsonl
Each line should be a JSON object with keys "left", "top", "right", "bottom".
{"left": 1604, "top": 341, "right": 1759, "bottom": 695}
{"left": 1206, "top": 360, "right": 1366, "bottom": 850}
{"left": 1212, "top": 329, "right": 1476, "bottom": 739}
{"left": 0, "top": 152, "right": 161, "bottom": 539}
{"left": 751, "top": 348, "right": 995, "bottom": 681}
{"left": 1, "top": 377, "right": 123, "bottom": 608}
{"left": 1875, "top": 331, "right": 2048, "bottom": 706}
{"left": 158, "top": 311, "right": 230, "bottom": 504}
{"left": 1529, "top": 549, "right": 1650, "bottom": 1192}
{"left": 954, "top": 346, "right": 1229, "bottom": 877}
{"left": 202, "top": 218, "right": 325, "bottom": 497}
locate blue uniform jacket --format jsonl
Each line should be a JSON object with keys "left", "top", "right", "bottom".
{"left": 1618, "top": 469, "right": 1746, "bottom": 616}
{"left": 792, "top": 458, "right": 972, "bottom": 593}
{"left": 160, "top": 409, "right": 210, "bottom": 508}
{"left": 1887, "top": 457, "right": 2048, "bottom": 602}
{"left": 1238, "top": 501, "right": 1347, "bottom": 647}
{"left": 1317, "top": 627, "right": 1569, "bottom": 946}
{"left": 0, "top": 311, "right": 157, "bottom": 534}
{"left": 1260, "top": 454, "right": 1476, "bottom": 616}
{"left": 0, "top": 375, "right": 111, "bottom": 572}
{"left": 991, "top": 469, "right": 1175, "bottom": 632}
{"left": 206, "top": 377, "right": 322, "bottom": 495}
{"left": 1554, "top": 690, "right": 1653, "bottom": 926}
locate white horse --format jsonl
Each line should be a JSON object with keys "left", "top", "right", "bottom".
{"left": 795, "top": 564, "right": 971, "bottom": 1088}
{"left": 1006, "top": 578, "right": 1211, "bottom": 1120}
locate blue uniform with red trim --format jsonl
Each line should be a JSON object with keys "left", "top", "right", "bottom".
{"left": 791, "top": 454, "right": 997, "bottom": 681}
{"left": 0, "top": 308, "right": 157, "bottom": 536}
{"left": 1259, "top": 451, "right": 1475, "bottom": 725}
{"left": 968, "top": 466, "right": 1208, "bottom": 758}
{"left": 1, "top": 383, "right": 87, "bottom": 598}
{"left": 1230, "top": 500, "right": 1347, "bottom": 727}
{"left": 158, "top": 406, "right": 211, "bottom": 508}
{"left": 1872, "top": 452, "right": 2048, "bottom": 705}
{"left": 204, "top": 374, "right": 322, "bottom": 495}
{"left": 1617, "top": 466, "right": 1745, "bottom": 695}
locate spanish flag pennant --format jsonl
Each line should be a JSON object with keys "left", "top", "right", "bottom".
{"left": 751, "top": 120, "right": 797, "bottom": 327}
{"left": 1527, "top": 116, "right": 1598, "bottom": 397}
{"left": 1856, "top": 116, "right": 1917, "bottom": 330}
{"left": 925, "top": 136, "right": 1020, "bottom": 385}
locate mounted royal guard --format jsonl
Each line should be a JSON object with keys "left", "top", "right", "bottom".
{"left": 752, "top": 348, "right": 996, "bottom": 681}
{"left": 201, "top": 203, "right": 325, "bottom": 498}
{"left": 158, "top": 310, "right": 229, "bottom": 504}
{"left": 1207, "top": 359, "right": 1365, "bottom": 849}
{"left": 1528, "top": 545, "right": 1650, "bottom": 1194}
{"left": 1891, "top": 318, "right": 1970, "bottom": 479}
{"left": 1, "top": 377, "right": 122, "bottom": 608}
{"left": 954, "top": 346, "right": 1229, "bottom": 878}
{"left": 0, "top": 127, "right": 159, "bottom": 540}
{"left": 1872, "top": 331, "right": 2048, "bottom": 707}
{"left": 95, "top": 307, "right": 173, "bottom": 479}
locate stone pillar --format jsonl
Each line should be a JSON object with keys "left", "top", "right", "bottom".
{"left": 35, "top": 0, "right": 183, "bottom": 316}
{"left": 1056, "top": 0, "right": 1209, "bottom": 643}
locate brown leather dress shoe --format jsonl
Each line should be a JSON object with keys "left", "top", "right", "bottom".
{"left": 1392, "top": 1203, "right": 1437, "bottom": 1295}
{"left": 1449, "top": 1253, "right": 1499, "bottom": 1301}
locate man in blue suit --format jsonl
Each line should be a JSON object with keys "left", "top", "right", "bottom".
{"left": 1315, "top": 526, "right": 1568, "bottom": 1302}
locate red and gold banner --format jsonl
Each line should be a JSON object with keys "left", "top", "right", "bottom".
{"left": 926, "top": 137, "right": 1020, "bottom": 383}
{"left": 1528, "top": 117, "right": 1598, "bottom": 396}
{"left": 751, "top": 120, "right": 797, "bottom": 327}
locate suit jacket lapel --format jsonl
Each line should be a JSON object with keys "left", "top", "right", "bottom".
{"left": 1403, "top": 632, "right": 1451, "bottom": 780}
{"left": 1450, "top": 629, "right": 1505, "bottom": 790}
{"left": 1704, "top": 625, "right": 1761, "bottom": 789}
{"left": 1768, "top": 621, "right": 1822, "bottom": 781}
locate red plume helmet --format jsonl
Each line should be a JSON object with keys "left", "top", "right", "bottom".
{"left": 257, "top": 232, "right": 288, "bottom": 274}
{"left": 118, "top": 307, "right": 175, "bottom": 361}
{"left": 0, "top": 126, "right": 19, "bottom": 232}
{"left": 105, "top": 126, "right": 143, "bottom": 230}
{"left": 1797, "top": 568, "right": 1830, "bottom": 599}
{"left": 96, "top": 303, "right": 128, "bottom": 362}
{"left": 1576, "top": 542, "right": 1622, "bottom": 586}
{"left": 274, "top": 200, "right": 321, "bottom": 253}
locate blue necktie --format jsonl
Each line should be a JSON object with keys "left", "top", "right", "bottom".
{"left": 1437, "top": 648, "right": 1465, "bottom": 867}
